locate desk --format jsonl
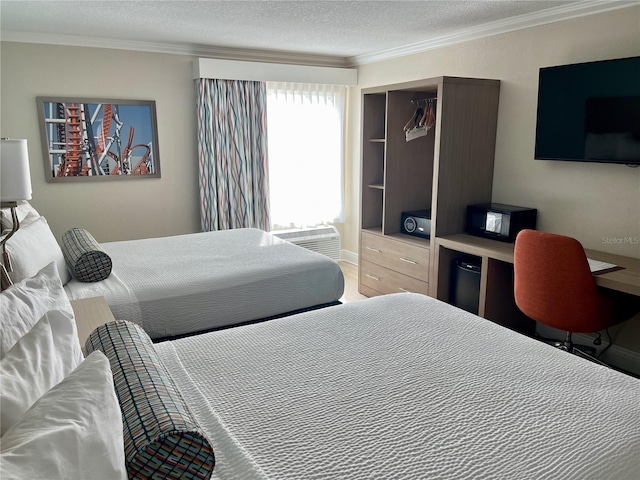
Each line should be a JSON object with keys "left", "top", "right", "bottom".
{"left": 433, "top": 234, "right": 640, "bottom": 333}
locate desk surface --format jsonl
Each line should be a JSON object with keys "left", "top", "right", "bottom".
{"left": 436, "top": 233, "right": 640, "bottom": 296}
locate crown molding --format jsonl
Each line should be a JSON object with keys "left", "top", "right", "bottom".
{"left": 0, "top": 30, "right": 351, "bottom": 68}
{"left": 2, "top": 1, "right": 637, "bottom": 69}
{"left": 348, "top": 0, "right": 640, "bottom": 66}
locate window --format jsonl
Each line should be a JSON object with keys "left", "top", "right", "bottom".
{"left": 266, "top": 82, "right": 345, "bottom": 230}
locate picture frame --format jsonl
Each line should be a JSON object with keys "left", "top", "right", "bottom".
{"left": 36, "top": 97, "right": 161, "bottom": 182}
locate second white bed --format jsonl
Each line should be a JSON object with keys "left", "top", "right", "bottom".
{"left": 65, "top": 228, "right": 345, "bottom": 339}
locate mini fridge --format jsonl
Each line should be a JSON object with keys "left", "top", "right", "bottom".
{"left": 450, "top": 258, "right": 481, "bottom": 315}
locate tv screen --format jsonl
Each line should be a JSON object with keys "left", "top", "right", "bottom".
{"left": 534, "top": 56, "right": 640, "bottom": 165}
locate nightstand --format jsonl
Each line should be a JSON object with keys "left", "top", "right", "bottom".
{"left": 70, "top": 296, "right": 116, "bottom": 351}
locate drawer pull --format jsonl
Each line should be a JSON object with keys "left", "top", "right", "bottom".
{"left": 400, "top": 257, "right": 417, "bottom": 265}
{"left": 366, "top": 247, "right": 381, "bottom": 253}
{"left": 365, "top": 274, "right": 380, "bottom": 281}
{"left": 398, "top": 287, "right": 410, "bottom": 293}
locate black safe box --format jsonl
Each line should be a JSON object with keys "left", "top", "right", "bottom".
{"left": 466, "top": 203, "right": 537, "bottom": 242}
{"left": 400, "top": 209, "right": 432, "bottom": 239}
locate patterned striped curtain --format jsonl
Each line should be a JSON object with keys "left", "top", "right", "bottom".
{"left": 195, "top": 78, "right": 270, "bottom": 231}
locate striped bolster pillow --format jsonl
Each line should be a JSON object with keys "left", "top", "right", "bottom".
{"left": 85, "top": 320, "right": 215, "bottom": 479}
{"left": 60, "top": 228, "right": 112, "bottom": 282}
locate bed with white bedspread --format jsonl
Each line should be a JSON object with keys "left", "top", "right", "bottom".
{"left": 155, "top": 293, "right": 640, "bottom": 480}
{"left": 64, "top": 228, "right": 344, "bottom": 339}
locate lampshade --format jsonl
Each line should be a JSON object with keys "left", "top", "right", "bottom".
{"left": 1, "top": 139, "right": 32, "bottom": 202}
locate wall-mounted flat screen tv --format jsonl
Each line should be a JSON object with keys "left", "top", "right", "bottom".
{"left": 534, "top": 56, "right": 640, "bottom": 165}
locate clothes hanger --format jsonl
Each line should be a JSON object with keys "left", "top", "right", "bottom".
{"left": 424, "top": 99, "right": 436, "bottom": 130}
{"left": 403, "top": 105, "right": 424, "bottom": 132}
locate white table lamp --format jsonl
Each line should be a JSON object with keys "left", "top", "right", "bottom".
{"left": 1, "top": 138, "right": 33, "bottom": 290}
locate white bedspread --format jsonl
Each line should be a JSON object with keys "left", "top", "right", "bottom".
{"left": 65, "top": 228, "right": 344, "bottom": 339}
{"left": 155, "top": 293, "right": 640, "bottom": 480}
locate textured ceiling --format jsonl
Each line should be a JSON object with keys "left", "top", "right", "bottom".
{"left": 0, "top": 1, "right": 634, "bottom": 65}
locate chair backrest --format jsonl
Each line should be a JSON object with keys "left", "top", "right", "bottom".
{"left": 514, "top": 229, "right": 612, "bottom": 333}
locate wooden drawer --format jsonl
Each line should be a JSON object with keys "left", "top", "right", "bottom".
{"left": 360, "top": 260, "right": 430, "bottom": 296}
{"left": 361, "top": 231, "right": 430, "bottom": 282}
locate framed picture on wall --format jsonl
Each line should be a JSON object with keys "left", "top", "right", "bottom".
{"left": 36, "top": 97, "right": 161, "bottom": 182}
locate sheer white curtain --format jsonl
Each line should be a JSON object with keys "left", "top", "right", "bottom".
{"left": 266, "top": 82, "right": 345, "bottom": 230}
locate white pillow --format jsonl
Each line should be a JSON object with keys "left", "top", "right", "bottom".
{"left": 0, "top": 200, "right": 40, "bottom": 232}
{"left": 0, "top": 262, "right": 75, "bottom": 359}
{"left": 0, "top": 351, "right": 127, "bottom": 480}
{"left": 1, "top": 309, "right": 84, "bottom": 436}
{"left": 4, "top": 216, "right": 71, "bottom": 285}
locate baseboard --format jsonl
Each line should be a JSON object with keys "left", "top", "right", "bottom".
{"left": 340, "top": 249, "right": 358, "bottom": 265}
{"left": 573, "top": 332, "right": 640, "bottom": 377}
{"left": 538, "top": 324, "right": 640, "bottom": 376}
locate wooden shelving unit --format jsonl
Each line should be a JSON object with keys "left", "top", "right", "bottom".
{"left": 358, "top": 76, "right": 501, "bottom": 298}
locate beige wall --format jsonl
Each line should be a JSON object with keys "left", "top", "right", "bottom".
{"left": 344, "top": 6, "right": 640, "bottom": 259}
{"left": 1, "top": 43, "right": 200, "bottom": 242}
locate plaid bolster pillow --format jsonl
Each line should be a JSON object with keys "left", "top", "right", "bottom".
{"left": 85, "top": 320, "right": 215, "bottom": 479}
{"left": 60, "top": 228, "right": 112, "bottom": 282}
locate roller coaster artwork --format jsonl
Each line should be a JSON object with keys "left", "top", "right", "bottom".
{"left": 37, "top": 97, "right": 160, "bottom": 182}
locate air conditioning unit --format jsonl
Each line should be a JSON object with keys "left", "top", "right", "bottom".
{"left": 272, "top": 226, "right": 341, "bottom": 261}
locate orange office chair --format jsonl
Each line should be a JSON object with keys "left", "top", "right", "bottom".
{"left": 514, "top": 229, "right": 632, "bottom": 363}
